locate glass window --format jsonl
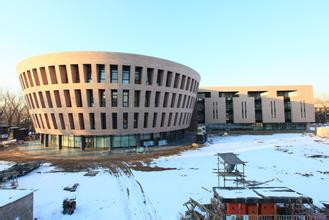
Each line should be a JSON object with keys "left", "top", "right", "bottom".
{"left": 97, "top": 64, "right": 106, "bottom": 83}
{"left": 87, "top": 89, "right": 94, "bottom": 107}
{"left": 145, "top": 91, "right": 151, "bottom": 107}
{"left": 84, "top": 64, "right": 92, "bottom": 83}
{"left": 71, "top": 64, "right": 80, "bottom": 83}
{"left": 112, "top": 113, "right": 117, "bottom": 129}
{"left": 144, "top": 112, "right": 148, "bottom": 128}
{"left": 134, "top": 113, "right": 138, "bottom": 128}
{"left": 101, "top": 113, "right": 106, "bottom": 129}
{"left": 146, "top": 68, "right": 153, "bottom": 85}
{"left": 134, "top": 90, "right": 140, "bottom": 107}
{"left": 166, "top": 71, "right": 173, "bottom": 87}
{"left": 160, "top": 112, "right": 166, "bottom": 127}
{"left": 155, "top": 91, "right": 160, "bottom": 107}
{"left": 156, "top": 69, "right": 164, "bottom": 86}
{"left": 123, "top": 112, "right": 128, "bottom": 129}
{"left": 89, "top": 113, "right": 95, "bottom": 130}
{"left": 111, "top": 90, "right": 118, "bottom": 107}
{"left": 123, "top": 90, "right": 129, "bottom": 107}
{"left": 135, "top": 66, "right": 142, "bottom": 84}
{"left": 99, "top": 89, "right": 106, "bottom": 107}
{"left": 110, "top": 65, "right": 118, "bottom": 83}
{"left": 153, "top": 112, "right": 157, "bottom": 128}
{"left": 122, "top": 65, "right": 130, "bottom": 84}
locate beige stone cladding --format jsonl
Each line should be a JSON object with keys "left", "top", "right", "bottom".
{"left": 17, "top": 51, "right": 200, "bottom": 136}
{"left": 199, "top": 85, "right": 315, "bottom": 124}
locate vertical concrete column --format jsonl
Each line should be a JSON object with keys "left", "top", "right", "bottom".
{"left": 40, "top": 133, "right": 44, "bottom": 144}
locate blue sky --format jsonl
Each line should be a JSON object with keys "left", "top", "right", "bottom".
{"left": 0, "top": 0, "right": 328, "bottom": 96}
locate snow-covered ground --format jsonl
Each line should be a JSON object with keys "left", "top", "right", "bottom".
{"left": 1, "top": 133, "right": 329, "bottom": 220}
{"left": 0, "top": 161, "right": 15, "bottom": 171}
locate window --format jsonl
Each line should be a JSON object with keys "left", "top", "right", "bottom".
{"left": 110, "top": 65, "right": 118, "bottom": 83}
{"left": 146, "top": 68, "right": 154, "bottom": 85}
{"left": 51, "top": 113, "right": 58, "bottom": 129}
{"left": 123, "top": 112, "right": 128, "bottom": 129}
{"left": 177, "top": 94, "right": 182, "bottom": 108}
{"left": 32, "top": 68, "right": 40, "bottom": 86}
{"left": 123, "top": 90, "right": 129, "bottom": 107}
{"left": 163, "top": 92, "right": 169, "bottom": 107}
{"left": 168, "top": 112, "right": 173, "bottom": 126}
{"left": 59, "top": 65, "right": 68, "bottom": 83}
{"left": 38, "top": 92, "right": 46, "bottom": 108}
{"left": 156, "top": 69, "right": 164, "bottom": 86}
{"left": 112, "top": 113, "right": 117, "bottom": 129}
{"left": 180, "top": 75, "right": 186, "bottom": 89}
{"left": 171, "top": 93, "right": 176, "bottom": 108}
{"left": 89, "top": 113, "right": 95, "bottom": 130}
{"left": 48, "top": 66, "right": 57, "bottom": 86}
{"left": 101, "top": 113, "right": 106, "bottom": 129}
{"left": 174, "top": 73, "right": 180, "bottom": 88}
{"left": 27, "top": 70, "right": 34, "bottom": 87}
{"left": 134, "top": 90, "right": 140, "bottom": 107}
{"left": 40, "top": 67, "right": 48, "bottom": 85}
{"left": 64, "top": 90, "right": 72, "bottom": 107}
{"left": 68, "top": 113, "right": 75, "bottom": 129}
{"left": 99, "top": 89, "right": 106, "bottom": 107}
{"left": 182, "top": 95, "right": 187, "bottom": 108}
{"left": 71, "top": 64, "right": 80, "bottom": 83}
{"left": 86, "top": 89, "right": 94, "bottom": 107}
{"left": 134, "top": 113, "right": 138, "bottom": 128}
{"left": 160, "top": 112, "right": 166, "bottom": 127}
{"left": 84, "top": 64, "right": 92, "bottom": 83}
{"left": 54, "top": 90, "right": 62, "bottom": 107}
{"left": 174, "top": 112, "right": 178, "bottom": 126}
{"left": 166, "top": 71, "right": 173, "bottom": 87}
{"left": 185, "top": 77, "right": 191, "bottom": 90}
{"left": 155, "top": 91, "right": 161, "bottom": 108}
{"left": 153, "top": 113, "right": 157, "bottom": 128}
{"left": 97, "top": 64, "right": 106, "bottom": 83}
{"left": 145, "top": 91, "right": 151, "bottom": 107}
{"left": 45, "top": 91, "right": 53, "bottom": 108}
{"left": 44, "top": 113, "right": 51, "bottom": 129}
{"left": 135, "top": 66, "right": 142, "bottom": 84}
{"left": 122, "top": 65, "right": 130, "bottom": 84}
{"left": 59, "top": 113, "right": 65, "bottom": 129}
{"left": 144, "top": 113, "right": 149, "bottom": 128}
{"left": 33, "top": 93, "right": 39, "bottom": 108}
{"left": 111, "top": 90, "right": 118, "bottom": 107}
{"left": 75, "top": 89, "right": 83, "bottom": 107}
{"left": 78, "top": 113, "right": 85, "bottom": 130}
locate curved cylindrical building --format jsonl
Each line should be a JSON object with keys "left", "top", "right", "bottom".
{"left": 17, "top": 51, "right": 200, "bottom": 149}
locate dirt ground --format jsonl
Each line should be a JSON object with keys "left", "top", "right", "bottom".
{"left": 0, "top": 142, "right": 201, "bottom": 173}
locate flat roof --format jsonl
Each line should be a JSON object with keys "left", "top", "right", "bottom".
{"left": 217, "top": 153, "right": 245, "bottom": 165}
{"left": 0, "top": 189, "right": 33, "bottom": 207}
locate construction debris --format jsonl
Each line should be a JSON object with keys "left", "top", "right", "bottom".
{"left": 62, "top": 198, "right": 76, "bottom": 215}
{"left": 64, "top": 183, "right": 79, "bottom": 192}
{"left": 0, "top": 161, "right": 41, "bottom": 185}
{"left": 84, "top": 170, "right": 99, "bottom": 177}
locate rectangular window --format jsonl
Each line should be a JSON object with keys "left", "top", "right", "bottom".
{"left": 168, "top": 112, "right": 173, "bottom": 126}
{"left": 163, "top": 92, "right": 169, "bottom": 107}
{"left": 27, "top": 70, "right": 34, "bottom": 87}
{"left": 185, "top": 77, "right": 191, "bottom": 90}
{"left": 48, "top": 66, "right": 58, "bottom": 84}
{"left": 71, "top": 64, "right": 80, "bottom": 83}
{"left": 145, "top": 91, "right": 151, "bottom": 107}
{"left": 22, "top": 72, "right": 29, "bottom": 88}
{"left": 122, "top": 65, "right": 130, "bottom": 84}
{"left": 146, "top": 68, "right": 154, "bottom": 85}
{"left": 59, "top": 113, "right": 65, "bottom": 129}
{"left": 182, "top": 95, "right": 187, "bottom": 108}
{"left": 68, "top": 113, "right": 75, "bottom": 129}
{"left": 51, "top": 113, "right": 58, "bottom": 129}
{"left": 174, "top": 112, "right": 178, "bottom": 126}
{"left": 123, "top": 90, "right": 129, "bottom": 107}
{"left": 44, "top": 113, "right": 51, "bottom": 129}
{"left": 54, "top": 90, "right": 62, "bottom": 107}
{"left": 83, "top": 64, "right": 92, "bottom": 83}
{"left": 64, "top": 90, "right": 72, "bottom": 107}
{"left": 38, "top": 92, "right": 46, "bottom": 108}
{"left": 156, "top": 69, "right": 164, "bottom": 86}
{"left": 174, "top": 73, "right": 180, "bottom": 88}
{"left": 135, "top": 66, "right": 142, "bottom": 84}
{"left": 166, "top": 71, "right": 173, "bottom": 87}
{"left": 32, "top": 68, "right": 40, "bottom": 86}
{"left": 33, "top": 93, "right": 39, "bottom": 108}
{"left": 89, "top": 113, "right": 95, "bottom": 130}
{"left": 101, "top": 112, "right": 106, "bottom": 129}
{"left": 78, "top": 113, "right": 85, "bottom": 130}
{"left": 179, "top": 112, "right": 183, "bottom": 126}
{"left": 112, "top": 113, "right": 117, "bottom": 129}
{"left": 155, "top": 91, "right": 161, "bottom": 108}
{"left": 59, "top": 65, "right": 68, "bottom": 84}
{"left": 171, "top": 93, "right": 176, "bottom": 108}
{"left": 86, "top": 89, "right": 94, "bottom": 107}
{"left": 45, "top": 91, "right": 53, "bottom": 108}
{"left": 134, "top": 113, "right": 138, "bottom": 128}
{"left": 97, "top": 64, "right": 106, "bottom": 83}
{"left": 144, "top": 112, "right": 149, "bottom": 128}
{"left": 180, "top": 75, "right": 186, "bottom": 89}
{"left": 177, "top": 94, "right": 182, "bottom": 108}
{"left": 40, "top": 67, "right": 48, "bottom": 85}
{"left": 123, "top": 112, "right": 128, "bottom": 129}
{"left": 99, "top": 89, "right": 106, "bottom": 107}
{"left": 110, "top": 65, "right": 118, "bottom": 83}
{"left": 153, "top": 112, "right": 157, "bottom": 128}
{"left": 111, "top": 90, "right": 118, "bottom": 107}
{"left": 75, "top": 89, "right": 83, "bottom": 107}
{"left": 134, "top": 90, "right": 140, "bottom": 107}
{"left": 160, "top": 112, "right": 166, "bottom": 127}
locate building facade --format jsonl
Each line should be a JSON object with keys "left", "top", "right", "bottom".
{"left": 17, "top": 52, "right": 200, "bottom": 149}
{"left": 197, "top": 85, "right": 315, "bottom": 130}
{"left": 314, "top": 102, "right": 329, "bottom": 123}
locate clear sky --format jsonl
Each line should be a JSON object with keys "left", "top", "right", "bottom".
{"left": 0, "top": 0, "right": 328, "bottom": 96}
